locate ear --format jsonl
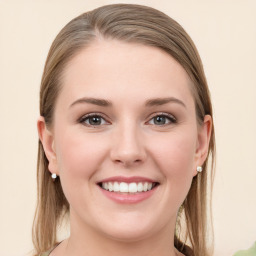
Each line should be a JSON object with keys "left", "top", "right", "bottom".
{"left": 37, "top": 116, "right": 59, "bottom": 175}
{"left": 193, "top": 115, "right": 212, "bottom": 176}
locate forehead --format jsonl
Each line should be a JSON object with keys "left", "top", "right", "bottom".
{"left": 59, "top": 39, "right": 194, "bottom": 107}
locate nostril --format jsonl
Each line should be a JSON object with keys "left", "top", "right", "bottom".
{"left": 113, "top": 159, "right": 142, "bottom": 167}
{"left": 110, "top": 141, "right": 147, "bottom": 166}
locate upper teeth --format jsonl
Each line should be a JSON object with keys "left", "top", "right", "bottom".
{"left": 102, "top": 182, "right": 154, "bottom": 193}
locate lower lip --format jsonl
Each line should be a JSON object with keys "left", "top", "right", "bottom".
{"left": 98, "top": 186, "right": 157, "bottom": 204}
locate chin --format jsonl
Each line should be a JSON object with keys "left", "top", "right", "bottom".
{"left": 102, "top": 226, "right": 155, "bottom": 243}
{"left": 93, "top": 213, "right": 165, "bottom": 243}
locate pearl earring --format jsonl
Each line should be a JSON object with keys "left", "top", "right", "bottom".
{"left": 196, "top": 166, "right": 202, "bottom": 173}
{"left": 51, "top": 173, "right": 57, "bottom": 179}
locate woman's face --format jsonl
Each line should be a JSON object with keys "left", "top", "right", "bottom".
{"left": 39, "top": 40, "right": 211, "bottom": 241}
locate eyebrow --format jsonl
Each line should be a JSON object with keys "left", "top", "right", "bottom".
{"left": 145, "top": 97, "right": 186, "bottom": 108}
{"left": 70, "top": 97, "right": 112, "bottom": 108}
{"left": 70, "top": 96, "right": 186, "bottom": 108}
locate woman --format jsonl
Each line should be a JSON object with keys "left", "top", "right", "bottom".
{"left": 33, "top": 4, "right": 215, "bottom": 256}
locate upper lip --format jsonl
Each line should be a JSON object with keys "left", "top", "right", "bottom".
{"left": 97, "top": 176, "right": 158, "bottom": 184}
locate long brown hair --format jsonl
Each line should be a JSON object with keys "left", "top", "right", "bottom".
{"left": 33, "top": 4, "right": 215, "bottom": 256}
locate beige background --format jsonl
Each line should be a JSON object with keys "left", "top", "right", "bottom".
{"left": 0, "top": 1, "right": 255, "bottom": 255}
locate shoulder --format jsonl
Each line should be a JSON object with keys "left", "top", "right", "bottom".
{"left": 234, "top": 242, "right": 256, "bottom": 256}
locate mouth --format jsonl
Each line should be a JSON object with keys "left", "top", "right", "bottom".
{"left": 97, "top": 181, "right": 160, "bottom": 193}
{"left": 96, "top": 176, "right": 160, "bottom": 204}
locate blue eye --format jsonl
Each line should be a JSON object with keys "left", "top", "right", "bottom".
{"left": 148, "top": 114, "right": 176, "bottom": 126}
{"left": 80, "top": 114, "right": 108, "bottom": 126}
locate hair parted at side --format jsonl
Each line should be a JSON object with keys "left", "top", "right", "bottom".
{"left": 33, "top": 4, "right": 215, "bottom": 256}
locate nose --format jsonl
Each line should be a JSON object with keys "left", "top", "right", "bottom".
{"left": 110, "top": 124, "right": 147, "bottom": 167}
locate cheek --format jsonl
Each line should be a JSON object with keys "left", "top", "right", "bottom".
{"left": 152, "top": 130, "right": 196, "bottom": 167}
{"left": 149, "top": 128, "right": 197, "bottom": 193}
{"left": 53, "top": 129, "right": 110, "bottom": 208}
{"left": 54, "top": 129, "right": 108, "bottom": 179}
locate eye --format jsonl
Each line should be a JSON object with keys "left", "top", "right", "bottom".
{"left": 148, "top": 113, "right": 176, "bottom": 126}
{"left": 79, "top": 113, "right": 110, "bottom": 127}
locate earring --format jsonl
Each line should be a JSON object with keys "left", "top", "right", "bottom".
{"left": 51, "top": 173, "right": 57, "bottom": 179}
{"left": 197, "top": 166, "right": 202, "bottom": 173}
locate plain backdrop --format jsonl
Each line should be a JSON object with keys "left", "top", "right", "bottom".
{"left": 0, "top": 1, "right": 255, "bottom": 255}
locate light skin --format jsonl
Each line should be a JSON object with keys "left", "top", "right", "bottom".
{"left": 38, "top": 39, "right": 212, "bottom": 256}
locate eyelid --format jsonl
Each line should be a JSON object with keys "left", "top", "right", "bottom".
{"left": 78, "top": 112, "right": 176, "bottom": 127}
{"left": 78, "top": 112, "right": 111, "bottom": 126}
{"left": 146, "top": 112, "right": 177, "bottom": 125}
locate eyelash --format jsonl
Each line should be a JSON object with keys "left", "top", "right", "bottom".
{"left": 79, "top": 113, "right": 110, "bottom": 127}
{"left": 78, "top": 112, "right": 177, "bottom": 127}
{"left": 147, "top": 112, "right": 177, "bottom": 126}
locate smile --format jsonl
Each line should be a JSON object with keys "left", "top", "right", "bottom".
{"left": 99, "top": 181, "right": 158, "bottom": 193}
{"left": 97, "top": 176, "right": 160, "bottom": 204}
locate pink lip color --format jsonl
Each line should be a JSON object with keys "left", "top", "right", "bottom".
{"left": 99, "top": 186, "right": 157, "bottom": 204}
{"left": 97, "top": 176, "right": 158, "bottom": 204}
